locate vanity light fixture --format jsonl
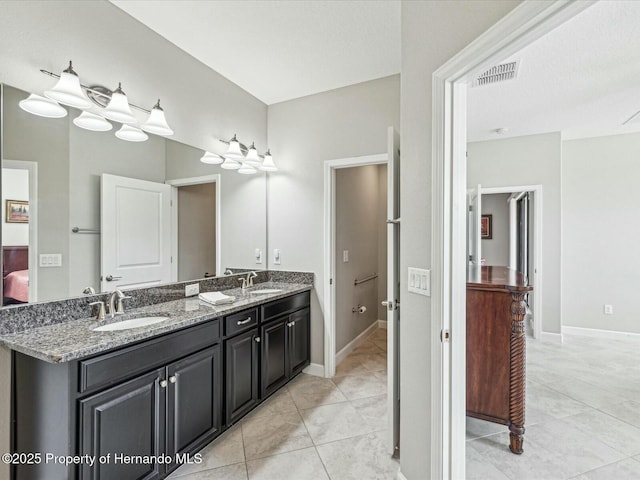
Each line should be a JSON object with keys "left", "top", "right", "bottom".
{"left": 200, "top": 151, "right": 224, "bottom": 165}
{"left": 73, "top": 111, "right": 113, "bottom": 132}
{"left": 220, "top": 156, "right": 242, "bottom": 170}
{"left": 224, "top": 134, "right": 245, "bottom": 160}
{"left": 244, "top": 142, "right": 261, "bottom": 167}
{"left": 19, "top": 93, "right": 68, "bottom": 118}
{"left": 115, "top": 124, "right": 148, "bottom": 142}
{"left": 43, "top": 61, "right": 92, "bottom": 110}
{"left": 140, "top": 100, "right": 174, "bottom": 136}
{"left": 102, "top": 83, "right": 136, "bottom": 124}
{"left": 260, "top": 149, "right": 278, "bottom": 172}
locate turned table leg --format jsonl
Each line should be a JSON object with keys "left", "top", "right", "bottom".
{"left": 509, "top": 291, "right": 527, "bottom": 454}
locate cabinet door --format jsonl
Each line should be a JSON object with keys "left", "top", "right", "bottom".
{"left": 261, "top": 317, "right": 289, "bottom": 398}
{"left": 225, "top": 328, "right": 260, "bottom": 424}
{"left": 289, "top": 308, "right": 310, "bottom": 377}
{"left": 167, "top": 345, "right": 222, "bottom": 460}
{"left": 79, "top": 369, "right": 165, "bottom": 480}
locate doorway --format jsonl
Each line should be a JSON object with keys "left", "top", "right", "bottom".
{"left": 1, "top": 160, "right": 37, "bottom": 305}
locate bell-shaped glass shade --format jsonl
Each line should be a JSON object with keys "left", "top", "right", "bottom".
{"left": 225, "top": 135, "right": 244, "bottom": 160}
{"left": 244, "top": 142, "right": 261, "bottom": 166}
{"left": 73, "top": 111, "right": 113, "bottom": 132}
{"left": 44, "top": 63, "right": 92, "bottom": 110}
{"left": 140, "top": 100, "right": 173, "bottom": 136}
{"left": 200, "top": 151, "right": 223, "bottom": 165}
{"left": 260, "top": 150, "right": 278, "bottom": 172}
{"left": 19, "top": 93, "right": 68, "bottom": 118}
{"left": 102, "top": 84, "right": 136, "bottom": 124}
{"left": 238, "top": 163, "right": 257, "bottom": 175}
{"left": 115, "top": 124, "right": 148, "bottom": 142}
{"left": 220, "top": 157, "right": 241, "bottom": 170}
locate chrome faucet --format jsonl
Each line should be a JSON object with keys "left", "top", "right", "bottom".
{"left": 107, "top": 289, "right": 131, "bottom": 317}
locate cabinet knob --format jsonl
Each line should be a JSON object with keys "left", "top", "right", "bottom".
{"left": 159, "top": 379, "right": 168, "bottom": 388}
{"left": 169, "top": 375, "right": 177, "bottom": 384}
{"left": 288, "top": 321, "right": 295, "bottom": 327}
{"left": 254, "top": 337, "right": 261, "bottom": 343}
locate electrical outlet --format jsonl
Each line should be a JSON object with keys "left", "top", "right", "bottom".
{"left": 603, "top": 304, "right": 613, "bottom": 315}
{"left": 185, "top": 283, "right": 200, "bottom": 297}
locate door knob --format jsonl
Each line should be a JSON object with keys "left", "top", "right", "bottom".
{"left": 105, "top": 275, "right": 122, "bottom": 282}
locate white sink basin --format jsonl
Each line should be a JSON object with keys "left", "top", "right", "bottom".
{"left": 93, "top": 316, "right": 170, "bottom": 332}
{"left": 251, "top": 288, "right": 283, "bottom": 294}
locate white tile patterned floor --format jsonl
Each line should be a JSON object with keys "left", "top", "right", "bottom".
{"left": 169, "top": 330, "right": 640, "bottom": 479}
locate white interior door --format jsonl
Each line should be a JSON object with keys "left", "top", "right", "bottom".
{"left": 385, "top": 126, "right": 401, "bottom": 456}
{"left": 101, "top": 174, "right": 172, "bottom": 292}
{"left": 467, "top": 184, "right": 482, "bottom": 267}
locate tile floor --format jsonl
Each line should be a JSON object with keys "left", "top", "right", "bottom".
{"left": 168, "top": 329, "right": 640, "bottom": 480}
{"left": 168, "top": 327, "right": 396, "bottom": 480}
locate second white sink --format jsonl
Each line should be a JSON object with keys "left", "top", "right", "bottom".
{"left": 251, "top": 289, "right": 283, "bottom": 294}
{"left": 93, "top": 316, "right": 170, "bottom": 332}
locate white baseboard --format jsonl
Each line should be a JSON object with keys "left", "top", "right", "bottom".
{"left": 397, "top": 470, "right": 408, "bottom": 480}
{"left": 540, "top": 332, "right": 563, "bottom": 344}
{"left": 562, "top": 326, "right": 640, "bottom": 341}
{"left": 302, "top": 363, "right": 325, "bottom": 377}
{"left": 335, "top": 321, "right": 380, "bottom": 365}
{"left": 378, "top": 319, "right": 387, "bottom": 329}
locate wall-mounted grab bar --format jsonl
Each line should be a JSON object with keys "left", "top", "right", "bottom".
{"left": 72, "top": 227, "right": 100, "bottom": 234}
{"left": 354, "top": 273, "right": 378, "bottom": 286}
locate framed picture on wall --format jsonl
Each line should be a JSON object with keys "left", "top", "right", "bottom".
{"left": 481, "top": 214, "right": 492, "bottom": 239}
{"left": 6, "top": 200, "right": 29, "bottom": 223}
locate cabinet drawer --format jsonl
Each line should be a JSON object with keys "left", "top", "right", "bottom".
{"left": 262, "top": 291, "right": 310, "bottom": 323}
{"left": 225, "top": 308, "right": 258, "bottom": 337}
{"left": 79, "top": 319, "right": 220, "bottom": 394}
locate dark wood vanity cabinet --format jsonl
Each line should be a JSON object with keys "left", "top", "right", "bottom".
{"left": 225, "top": 328, "right": 260, "bottom": 424}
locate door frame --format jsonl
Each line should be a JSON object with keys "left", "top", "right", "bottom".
{"left": 481, "top": 184, "right": 543, "bottom": 340}
{"left": 431, "top": 1, "right": 594, "bottom": 478}
{"left": 2, "top": 159, "right": 38, "bottom": 302}
{"left": 166, "top": 174, "right": 222, "bottom": 281}
{"left": 322, "top": 153, "right": 387, "bottom": 378}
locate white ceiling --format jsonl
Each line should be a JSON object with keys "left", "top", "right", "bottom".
{"left": 467, "top": 1, "right": 640, "bottom": 142}
{"left": 112, "top": 0, "right": 640, "bottom": 142}
{"left": 110, "top": 0, "right": 401, "bottom": 105}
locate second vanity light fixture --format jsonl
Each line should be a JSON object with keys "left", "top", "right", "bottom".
{"left": 19, "top": 61, "right": 174, "bottom": 142}
{"left": 199, "top": 134, "right": 278, "bottom": 174}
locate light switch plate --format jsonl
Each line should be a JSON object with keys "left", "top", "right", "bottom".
{"left": 343, "top": 250, "right": 349, "bottom": 263}
{"left": 185, "top": 283, "right": 200, "bottom": 297}
{"left": 273, "top": 248, "right": 281, "bottom": 265}
{"left": 408, "top": 267, "right": 430, "bottom": 296}
{"left": 255, "top": 248, "right": 263, "bottom": 264}
{"left": 39, "top": 254, "right": 62, "bottom": 267}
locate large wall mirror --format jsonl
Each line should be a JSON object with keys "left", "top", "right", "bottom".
{"left": 1, "top": 83, "right": 268, "bottom": 306}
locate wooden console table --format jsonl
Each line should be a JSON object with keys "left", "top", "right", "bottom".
{"left": 466, "top": 266, "right": 532, "bottom": 454}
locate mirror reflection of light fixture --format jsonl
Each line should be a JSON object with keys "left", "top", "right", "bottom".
{"left": 73, "top": 111, "right": 113, "bottom": 132}
{"left": 200, "top": 151, "right": 223, "bottom": 165}
{"left": 115, "top": 124, "right": 148, "bottom": 142}
{"left": 19, "top": 93, "right": 68, "bottom": 118}
{"left": 260, "top": 150, "right": 278, "bottom": 172}
{"left": 238, "top": 162, "right": 257, "bottom": 174}
{"left": 224, "top": 134, "right": 244, "bottom": 160}
{"left": 44, "top": 61, "right": 92, "bottom": 110}
{"left": 140, "top": 100, "right": 174, "bottom": 136}
{"left": 220, "top": 157, "right": 242, "bottom": 170}
{"left": 244, "top": 142, "right": 261, "bottom": 167}
{"left": 102, "top": 83, "right": 136, "bottom": 124}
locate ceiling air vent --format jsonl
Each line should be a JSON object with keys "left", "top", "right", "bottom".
{"left": 472, "top": 60, "right": 520, "bottom": 87}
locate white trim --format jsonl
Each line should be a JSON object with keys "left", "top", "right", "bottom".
{"left": 562, "top": 326, "right": 640, "bottom": 341}
{"left": 335, "top": 321, "right": 380, "bottom": 365}
{"left": 396, "top": 470, "right": 408, "bottom": 480}
{"left": 482, "top": 184, "right": 543, "bottom": 340}
{"left": 540, "top": 332, "right": 563, "bottom": 344}
{"left": 167, "top": 174, "right": 222, "bottom": 281}
{"left": 431, "top": 1, "right": 595, "bottom": 478}
{"left": 378, "top": 319, "right": 388, "bottom": 329}
{"left": 2, "top": 160, "right": 38, "bottom": 302}
{"left": 302, "top": 363, "right": 325, "bottom": 377}
{"left": 323, "top": 153, "right": 387, "bottom": 379}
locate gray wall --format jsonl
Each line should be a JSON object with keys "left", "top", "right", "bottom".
{"left": 377, "top": 165, "right": 388, "bottom": 321}
{"left": 467, "top": 133, "right": 562, "bottom": 335}
{"left": 335, "top": 165, "right": 386, "bottom": 352}
{"left": 267, "top": 74, "right": 400, "bottom": 365}
{"left": 178, "top": 183, "right": 216, "bottom": 281}
{"left": 400, "top": 2, "right": 519, "bottom": 477}
{"left": 562, "top": 132, "right": 640, "bottom": 334}
{"left": 481, "top": 193, "right": 510, "bottom": 266}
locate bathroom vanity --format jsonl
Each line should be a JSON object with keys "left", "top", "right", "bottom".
{"left": 2, "top": 279, "right": 311, "bottom": 480}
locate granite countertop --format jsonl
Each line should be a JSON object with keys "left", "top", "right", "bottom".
{"left": 0, "top": 282, "right": 311, "bottom": 364}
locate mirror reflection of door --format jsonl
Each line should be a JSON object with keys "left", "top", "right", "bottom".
{"left": 1, "top": 161, "right": 36, "bottom": 305}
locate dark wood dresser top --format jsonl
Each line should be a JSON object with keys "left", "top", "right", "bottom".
{"left": 467, "top": 266, "right": 533, "bottom": 293}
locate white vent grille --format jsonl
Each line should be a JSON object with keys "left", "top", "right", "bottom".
{"left": 473, "top": 61, "right": 520, "bottom": 87}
